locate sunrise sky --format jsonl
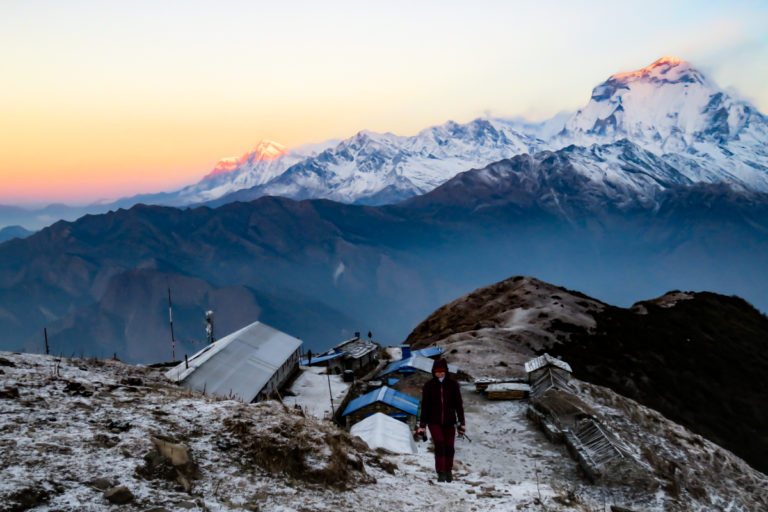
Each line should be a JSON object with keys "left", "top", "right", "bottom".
{"left": 1, "top": 0, "right": 767, "bottom": 205}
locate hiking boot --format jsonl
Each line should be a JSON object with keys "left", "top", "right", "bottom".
{"left": 437, "top": 472, "right": 446, "bottom": 482}
{"left": 446, "top": 470, "right": 453, "bottom": 482}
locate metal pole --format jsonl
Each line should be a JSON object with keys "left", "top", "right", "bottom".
{"left": 44, "top": 328, "right": 49, "bottom": 355}
{"left": 168, "top": 287, "right": 176, "bottom": 362}
{"left": 326, "top": 371, "right": 335, "bottom": 418}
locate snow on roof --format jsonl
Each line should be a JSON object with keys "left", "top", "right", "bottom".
{"left": 486, "top": 383, "right": 532, "bottom": 393}
{"left": 524, "top": 353, "right": 572, "bottom": 374}
{"left": 377, "top": 355, "right": 458, "bottom": 377}
{"left": 350, "top": 413, "right": 418, "bottom": 454}
{"left": 165, "top": 321, "right": 302, "bottom": 402}
{"left": 342, "top": 386, "right": 420, "bottom": 417}
{"left": 412, "top": 346, "right": 445, "bottom": 358}
{"left": 334, "top": 337, "right": 379, "bottom": 359}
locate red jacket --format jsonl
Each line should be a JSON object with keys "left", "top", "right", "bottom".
{"left": 419, "top": 376, "right": 465, "bottom": 428}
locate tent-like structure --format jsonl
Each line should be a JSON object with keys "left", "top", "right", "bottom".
{"left": 350, "top": 412, "right": 418, "bottom": 454}
{"left": 165, "top": 321, "right": 302, "bottom": 402}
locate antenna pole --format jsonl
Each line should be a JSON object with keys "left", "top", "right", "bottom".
{"left": 205, "top": 310, "right": 215, "bottom": 344}
{"left": 168, "top": 287, "right": 176, "bottom": 362}
{"left": 44, "top": 328, "right": 49, "bottom": 355}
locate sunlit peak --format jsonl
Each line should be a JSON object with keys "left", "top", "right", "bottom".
{"left": 612, "top": 56, "right": 689, "bottom": 80}
{"left": 653, "top": 56, "right": 684, "bottom": 66}
{"left": 204, "top": 139, "right": 287, "bottom": 179}
{"left": 252, "top": 139, "right": 288, "bottom": 161}
{"left": 206, "top": 156, "right": 244, "bottom": 179}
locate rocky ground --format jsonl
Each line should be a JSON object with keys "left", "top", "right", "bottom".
{"left": 0, "top": 350, "right": 766, "bottom": 511}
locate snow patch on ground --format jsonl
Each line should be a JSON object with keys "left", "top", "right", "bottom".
{"left": 283, "top": 366, "right": 350, "bottom": 420}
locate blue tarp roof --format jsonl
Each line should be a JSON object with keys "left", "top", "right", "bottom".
{"left": 413, "top": 347, "right": 444, "bottom": 358}
{"left": 377, "top": 355, "right": 457, "bottom": 378}
{"left": 387, "top": 377, "right": 399, "bottom": 386}
{"left": 300, "top": 350, "right": 343, "bottom": 366}
{"left": 342, "top": 386, "right": 419, "bottom": 417}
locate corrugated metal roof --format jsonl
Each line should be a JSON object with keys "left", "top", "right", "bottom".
{"left": 413, "top": 347, "right": 444, "bottom": 358}
{"left": 342, "top": 386, "right": 420, "bottom": 417}
{"left": 377, "top": 355, "right": 458, "bottom": 377}
{"left": 300, "top": 351, "right": 343, "bottom": 366}
{"left": 165, "top": 321, "right": 302, "bottom": 402}
{"left": 524, "top": 353, "right": 572, "bottom": 374}
{"left": 334, "top": 337, "right": 378, "bottom": 359}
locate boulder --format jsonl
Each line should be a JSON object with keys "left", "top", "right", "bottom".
{"left": 104, "top": 486, "right": 134, "bottom": 504}
{"left": 0, "top": 387, "right": 20, "bottom": 399}
{"left": 151, "top": 438, "right": 190, "bottom": 467}
{"left": 89, "top": 477, "right": 113, "bottom": 490}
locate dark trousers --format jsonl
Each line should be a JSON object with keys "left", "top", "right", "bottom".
{"left": 427, "top": 424, "right": 456, "bottom": 473}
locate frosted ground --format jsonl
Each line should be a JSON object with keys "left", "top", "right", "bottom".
{"left": 0, "top": 351, "right": 766, "bottom": 511}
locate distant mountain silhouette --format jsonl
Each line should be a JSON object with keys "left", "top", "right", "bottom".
{"left": 1, "top": 155, "right": 767, "bottom": 364}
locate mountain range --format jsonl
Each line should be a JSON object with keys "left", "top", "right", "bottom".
{"left": 3, "top": 56, "right": 766, "bottom": 230}
{"left": 0, "top": 56, "right": 767, "bottom": 368}
{"left": 163, "top": 56, "right": 768, "bottom": 206}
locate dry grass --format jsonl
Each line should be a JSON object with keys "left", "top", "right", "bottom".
{"left": 221, "top": 403, "right": 376, "bottom": 490}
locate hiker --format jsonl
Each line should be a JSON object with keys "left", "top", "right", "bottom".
{"left": 415, "top": 358, "right": 465, "bottom": 482}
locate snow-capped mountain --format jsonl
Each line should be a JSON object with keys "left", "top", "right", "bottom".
{"left": 558, "top": 56, "right": 768, "bottom": 191}
{"left": 151, "top": 139, "right": 334, "bottom": 207}
{"left": 3, "top": 56, "right": 767, "bottom": 232}
{"left": 206, "top": 118, "right": 545, "bottom": 206}
{"left": 402, "top": 138, "right": 699, "bottom": 218}
{"left": 191, "top": 56, "right": 768, "bottom": 206}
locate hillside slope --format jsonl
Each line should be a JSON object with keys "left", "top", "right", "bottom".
{"left": 407, "top": 276, "right": 768, "bottom": 474}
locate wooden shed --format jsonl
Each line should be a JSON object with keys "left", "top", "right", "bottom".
{"left": 302, "top": 335, "right": 379, "bottom": 375}
{"left": 524, "top": 353, "right": 573, "bottom": 397}
{"left": 486, "top": 382, "right": 531, "bottom": 400}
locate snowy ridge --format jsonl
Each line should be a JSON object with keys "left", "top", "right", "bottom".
{"left": 174, "top": 56, "right": 768, "bottom": 207}
{"left": 208, "top": 118, "right": 545, "bottom": 205}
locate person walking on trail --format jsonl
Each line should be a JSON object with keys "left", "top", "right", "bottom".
{"left": 415, "top": 358, "right": 466, "bottom": 482}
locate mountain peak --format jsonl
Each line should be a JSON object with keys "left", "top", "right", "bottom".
{"left": 252, "top": 139, "right": 288, "bottom": 161}
{"left": 609, "top": 55, "right": 702, "bottom": 85}
{"left": 204, "top": 139, "right": 287, "bottom": 179}
{"left": 653, "top": 55, "right": 685, "bottom": 66}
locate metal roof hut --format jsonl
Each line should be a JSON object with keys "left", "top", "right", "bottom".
{"left": 525, "top": 353, "right": 572, "bottom": 397}
{"left": 412, "top": 346, "right": 445, "bottom": 359}
{"left": 301, "top": 335, "right": 379, "bottom": 375}
{"left": 342, "top": 386, "right": 420, "bottom": 429}
{"left": 486, "top": 382, "right": 531, "bottom": 400}
{"left": 377, "top": 355, "right": 459, "bottom": 397}
{"left": 165, "top": 321, "right": 302, "bottom": 403}
{"left": 378, "top": 355, "right": 457, "bottom": 378}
